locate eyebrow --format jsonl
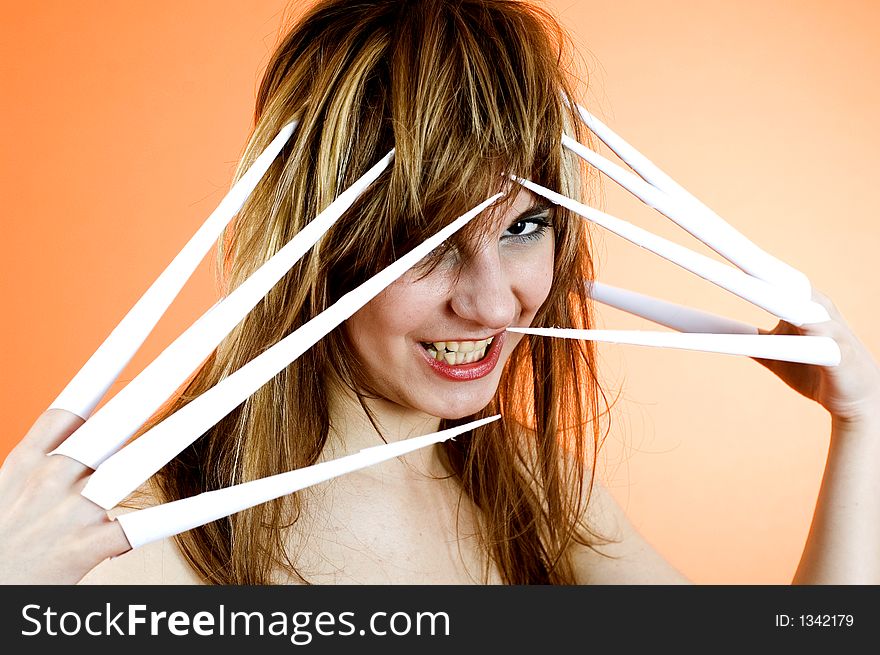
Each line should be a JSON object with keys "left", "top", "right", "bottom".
{"left": 528, "top": 201, "right": 555, "bottom": 215}
{"left": 510, "top": 200, "right": 554, "bottom": 223}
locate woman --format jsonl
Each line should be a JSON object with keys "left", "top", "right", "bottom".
{"left": 2, "top": 0, "right": 879, "bottom": 585}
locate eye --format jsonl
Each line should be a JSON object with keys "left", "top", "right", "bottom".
{"left": 502, "top": 212, "right": 553, "bottom": 242}
{"left": 505, "top": 220, "right": 542, "bottom": 237}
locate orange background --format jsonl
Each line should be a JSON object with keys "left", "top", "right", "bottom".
{"left": 1, "top": 1, "right": 878, "bottom": 584}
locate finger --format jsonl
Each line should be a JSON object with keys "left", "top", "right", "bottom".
{"left": 1, "top": 412, "right": 91, "bottom": 515}
{"left": 27, "top": 516, "right": 134, "bottom": 584}
{"left": 808, "top": 288, "right": 843, "bottom": 322}
{"left": 90, "top": 519, "right": 133, "bottom": 560}
{"left": 17, "top": 409, "right": 85, "bottom": 455}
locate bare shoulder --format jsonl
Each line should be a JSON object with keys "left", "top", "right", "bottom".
{"left": 569, "top": 478, "right": 692, "bottom": 585}
{"left": 504, "top": 419, "right": 690, "bottom": 584}
{"left": 79, "top": 488, "right": 203, "bottom": 585}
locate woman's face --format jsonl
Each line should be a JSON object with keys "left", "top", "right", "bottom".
{"left": 345, "top": 188, "right": 555, "bottom": 419}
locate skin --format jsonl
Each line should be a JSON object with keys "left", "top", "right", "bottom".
{"left": 326, "top": 187, "right": 555, "bottom": 456}
{"left": 2, "top": 188, "right": 879, "bottom": 583}
{"left": 571, "top": 291, "right": 880, "bottom": 584}
{"left": 274, "top": 188, "right": 556, "bottom": 582}
{"left": 757, "top": 303, "right": 880, "bottom": 582}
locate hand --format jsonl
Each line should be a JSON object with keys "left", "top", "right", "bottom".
{"left": 0, "top": 409, "right": 131, "bottom": 584}
{"left": 754, "top": 289, "right": 880, "bottom": 425}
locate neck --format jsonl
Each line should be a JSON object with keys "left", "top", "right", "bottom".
{"left": 324, "top": 377, "right": 445, "bottom": 476}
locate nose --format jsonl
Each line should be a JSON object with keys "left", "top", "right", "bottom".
{"left": 448, "top": 247, "right": 518, "bottom": 331}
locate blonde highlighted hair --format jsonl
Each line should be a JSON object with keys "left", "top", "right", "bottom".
{"left": 144, "top": 0, "right": 612, "bottom": 584}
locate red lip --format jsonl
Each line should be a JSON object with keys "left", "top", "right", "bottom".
{"left": 419, "top": 332, "right": 506, "bottom": 381}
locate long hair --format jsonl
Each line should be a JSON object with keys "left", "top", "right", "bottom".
{"left": 144, "top": 0, "right": 613, "bottom": 584}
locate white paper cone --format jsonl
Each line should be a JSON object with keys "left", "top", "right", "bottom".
{"left": 82, "top": 193, "right": 505, "bottom": 509}
{"left": 570, "top": 105, "right": 812, "bottom": 299}
{"left": 116, "top": 415, "right": 500, "bottom": 549}
{"left": 514, "top": 176, "right": 829, "bottom": 326}
{"left": 52, "top": 149, "right": 394, "bottom": 469}
{"left": 49, "top": 122, "right": 298, "bottom": 420}
{"left": 588, "top": 281, "right": 759, "bottom": 335}
{"left": 507, "top": 327, "right": 841, "bottom": 366}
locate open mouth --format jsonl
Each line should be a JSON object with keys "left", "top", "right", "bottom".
{"left": 419, "top": 337, "right": 494, "bottom": 365}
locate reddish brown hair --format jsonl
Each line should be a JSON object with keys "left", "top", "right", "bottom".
{"left": 144, "top": 0, "right": 612, "bottom": 584}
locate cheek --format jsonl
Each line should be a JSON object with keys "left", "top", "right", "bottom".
{"left": 345, "top": 275, "right": 443, "bottom": 352}
{"left": 513, "top": 241, "right": 555, "bottom": 313}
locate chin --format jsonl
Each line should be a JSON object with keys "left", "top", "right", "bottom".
{"left": 416, "top": 391, "right": 497, "bottom": 421}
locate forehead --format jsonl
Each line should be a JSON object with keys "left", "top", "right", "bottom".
{"left": 504, "top": 187, "right": 544, "bottom": 216}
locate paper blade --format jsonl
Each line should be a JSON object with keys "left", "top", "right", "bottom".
{"left": 569, "top": 105, "right": 812, "bottom": 299}
{"left": 116, "top": 415, "right": 500, "bottom": 549}
{"left": 52, "top": 149, "right": 394, "bottom": 469}
{"left": 507, "top": 327, "right": 841, "bottom": 366}
{"left": 514, "top": 176, "right": 829, "bottom": 326}
{"left": 83, "top": 193, "right": 504, "bottom": 509}
{"left": 49, "top": 122, "right": 298, "bottom": 419}
{"left": 588, "top": 281, "right": 759, "bottom": 335}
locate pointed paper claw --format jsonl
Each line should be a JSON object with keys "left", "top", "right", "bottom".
{"left": 48, "top": 122, "right": 298, "bottom": 421}
{"left": 116, "top": 416, "right": 499, "bottom": 549}
{"left": 588, "top": 281, "right": 759, "bottom": 335}
{"left": 52, "top": 149, "right": 394, "bottom": 469}
{"left": 507, "top": 327, "right": 841, "bottom": 366}
{"left": 567, "top": 104, "right": 812, "bottom": 300}
{"left": 82, "top": 193, "right": 505, "bottom": 509}
{"left": 513, "top": 176, "right": 829, "bottom": 326}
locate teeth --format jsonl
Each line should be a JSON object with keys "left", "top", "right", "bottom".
{"left": 423, "top": 337, "right": 494, "bottom": 366}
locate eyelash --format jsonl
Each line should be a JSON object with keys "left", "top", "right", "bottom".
{"left": 419, "top": 212, "right": 553, "bottom": 271}
{"left": 502, "top": 214, "right": 553, "bottom": 243}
